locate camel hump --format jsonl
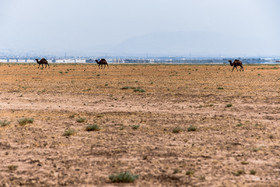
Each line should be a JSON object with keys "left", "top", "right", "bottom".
{"left": 101, "top": 58, "right": 106, "bottom": 61}
{"left": 41, "top": 58, "right": 48, "bottom": 62}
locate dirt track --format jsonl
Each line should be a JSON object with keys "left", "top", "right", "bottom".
{"left": 0, "top": 63, "right": 280, "bottom": 186}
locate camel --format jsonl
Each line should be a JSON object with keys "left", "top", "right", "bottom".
{"left": 35, "top": 58, "right": 49, "bottom": 68}
{"left": 95, "top": 59, "right": 109, "bottom": 69}
{"left": 229, "top": 59, "right": 244, "bottom": 72}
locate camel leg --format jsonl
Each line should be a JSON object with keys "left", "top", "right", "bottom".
{"left": 232, "top": 67, "right": 234, "bottom": 72}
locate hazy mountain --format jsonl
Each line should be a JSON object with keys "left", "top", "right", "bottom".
{"left": 108, "top": 31, "right": 272, "bottom": 57}
{"left": 0, "top": 31, "right": 275, "bottom": 57}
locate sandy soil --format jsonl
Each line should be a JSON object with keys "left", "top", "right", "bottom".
{"left": 0, "top": 63, "right": 280, "bottom": 186}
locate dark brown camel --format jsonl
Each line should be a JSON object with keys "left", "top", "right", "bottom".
{"left": 35, "top": 58, "right": 49, "bottom": 68}
{"left": 95, "top": 59, "right": 109, "bottom": 69}
{"left": 229, "top": 60, "right": 244, "bottom": 72}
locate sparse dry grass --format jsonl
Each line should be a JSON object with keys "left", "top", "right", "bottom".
{"left": 0, "top": 63, "right": 279, "bottom": 186}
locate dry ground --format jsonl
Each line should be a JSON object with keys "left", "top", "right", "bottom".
{"left": 0, "top": 63, "right": 280, "bottom": 186}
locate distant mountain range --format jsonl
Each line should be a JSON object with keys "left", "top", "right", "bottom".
{"left": 0, "top": 31, "right": 276, "bottom": 57}
{"left": 108, "top": 31, "right": 271, "bottom": 56}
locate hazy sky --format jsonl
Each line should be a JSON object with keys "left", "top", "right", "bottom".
{"left": 0, "top": 0, "right": 279, "bottom": 56}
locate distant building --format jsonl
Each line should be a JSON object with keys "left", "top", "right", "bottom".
{"left": 124, "top": 59, "right": 150, "bottom": 63}
{"left": 0, "top": 59, "right": 8, "bottom": 62}
{"left": 64, "top": 59, "right": 75, "bottom": 63}
{"left": 112, "top": 59, "right": 123, "bottom": 63}
{"left": 27, "top": 59, "right": 35, "bottom": 63}
{"left": 86, "top": 59, "right": 95, "bottom": 63}
{"left": 55, "top": 59, "right": 65, "bottom": 63}
{"left": 17, "top": 59, "right": 26, "bottom": 63}
{"left": 75, "top": 59, "right": 86, "bottom": 63}
{"left": 8, "top": 59, "right": 17, "bottom": 62}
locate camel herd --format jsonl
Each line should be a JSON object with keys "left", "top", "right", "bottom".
{"left": 35, "top": 58, "right": 109, "bottom": 69}
{"left": 35, "top": 58, "right": 243, "bottom": 71}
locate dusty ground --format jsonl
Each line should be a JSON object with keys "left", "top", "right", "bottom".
{"left": 0, "top": 63, "right": 280, "bottom": 186}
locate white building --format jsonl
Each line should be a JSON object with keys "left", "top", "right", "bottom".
{"left": 55, "top": 59, "right": 65, "bottom": 63}
{"left": 8, "top": 59, "right": 17, "bottom": 62}
{"left": 75, "top": 59, "right": 86, "bottom": 63}
{"left": 27, "top": 59, "right": 35, "bottom": 63}
{"left": 17, "top": 59, "right": 26, "bottom": 63}
{"left": 0, "top": 59, "right": 8, "bottom": 62}
{"left": 64, "top": 59, "right": 75, "bottom": 63}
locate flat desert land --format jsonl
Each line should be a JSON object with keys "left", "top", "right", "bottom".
{"left": 0, "top": 63, "right": 280, "bottom": 186}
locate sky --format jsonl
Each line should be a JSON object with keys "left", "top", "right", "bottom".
{"left": 0, "top": 0, "right": 279, "bottom": 56}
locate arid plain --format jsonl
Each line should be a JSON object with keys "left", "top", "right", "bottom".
{"left": 0, "top": 63, "right": 280, "bottom": 186}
